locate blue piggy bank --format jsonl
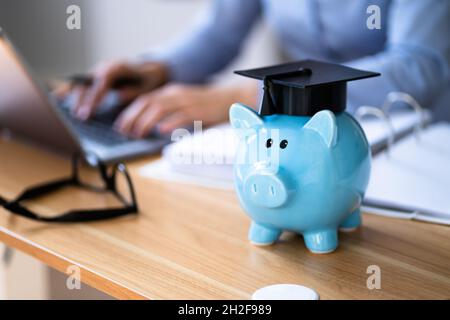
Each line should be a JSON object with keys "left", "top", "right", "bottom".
{"left": 230, "top": 103, "right": 371, "bottom": 254}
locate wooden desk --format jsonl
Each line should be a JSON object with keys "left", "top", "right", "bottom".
{"left": 0, "top": 139, "right": 449, "bottom": 299}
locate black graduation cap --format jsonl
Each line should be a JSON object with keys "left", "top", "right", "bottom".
{"left": 235, "top": 59, "right": 380, "bottom": 116}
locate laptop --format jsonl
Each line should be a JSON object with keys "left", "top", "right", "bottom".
{"left": 0, "top": 28, "right": 169, "bottom": 165}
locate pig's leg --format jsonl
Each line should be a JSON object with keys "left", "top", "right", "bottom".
{"left": 339, "top": 208, "right": 362, "bottom": 232}
{"left": 303, "top": 229, "right": 338, "bottom": 254}
{"left": 249, "top": 221, "right": 281, "bottom": 246}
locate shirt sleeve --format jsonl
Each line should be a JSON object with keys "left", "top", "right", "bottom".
{"left": 345, "top": 0, "right": 450, "bottom": 113}
{"left": 144, "top": 0, "right": 262, "bottom": 83}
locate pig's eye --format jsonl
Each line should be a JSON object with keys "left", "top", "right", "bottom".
{"left": 266, "top": 138, "right": 273, "bottom": 148}
{"left": 280, "top": 140, "right": 288, "bottom": 149}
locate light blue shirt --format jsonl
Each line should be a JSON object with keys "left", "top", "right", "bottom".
{"left": 151, "top": 0, "right": 450, "bottom": 115}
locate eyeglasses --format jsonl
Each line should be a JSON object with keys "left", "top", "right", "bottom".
{"left": 0, "top": 155, "right": 138, "bottom": 223}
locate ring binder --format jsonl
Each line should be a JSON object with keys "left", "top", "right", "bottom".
{"left": 361, "top": 92, "right": 450, "bottom": 225}
{"left": 355, "top": 106, "right": 395, "bottom": 155}
{"left": 382, "top": 92, "right": 426, "bottom": 139}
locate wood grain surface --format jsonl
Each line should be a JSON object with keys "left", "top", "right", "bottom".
{"left": 0, "top": 138, "right": 449, "bottom": 299}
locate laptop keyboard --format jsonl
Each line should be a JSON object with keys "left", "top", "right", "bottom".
{"left": 59, "top": 107, "right": 133, "bottom": 146}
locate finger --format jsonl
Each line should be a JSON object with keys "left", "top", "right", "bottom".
{"left": 76, "top": 63, "right": 126, "bottom": 120}
{"left": 71, "top": 86, "right": 88, "bottom": 116}
{"left": 131, "top": 100, "right": 183, "bottom": 138}
{"left": 157, "top": 112, "right": 190, "bottom": 135}
{"left": 76, "top": 78, "right": 111, "bottom": 120}
{"left": 114, "top": 95, "right": 153, "bottom": 135}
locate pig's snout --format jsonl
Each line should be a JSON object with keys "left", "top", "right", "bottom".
{"left": 244, "top": 173, "right": 288, "bottom": 208}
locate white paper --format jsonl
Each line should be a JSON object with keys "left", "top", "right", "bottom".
{"left": 139, "top": 158, "right": 234, "bottom": 190}
{"left": 366, "top": 123, "right": 450, "bottom": 220}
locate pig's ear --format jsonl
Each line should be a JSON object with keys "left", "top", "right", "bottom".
{"left": 304, "top": 110, "right": 337, "bottom": 148}
{"left": 229, "top": 103, "right": 263, "bottom": 138}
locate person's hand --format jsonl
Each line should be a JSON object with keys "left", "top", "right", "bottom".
{"left": 114, "top": 83, "right": 258, "bottom": 137}
{"left": 56, "top": 61, "right": 168, "bottom": 120}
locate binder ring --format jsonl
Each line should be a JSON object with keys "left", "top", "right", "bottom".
{"left": 355, "top": 106, "right": 395, "bottom": 155}
{"left": 382, "top": 92, "right": 425, "bottom": 138}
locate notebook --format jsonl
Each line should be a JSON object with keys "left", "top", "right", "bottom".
{"left": 363, "top": 122, "right": 450, "bottom": 225}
